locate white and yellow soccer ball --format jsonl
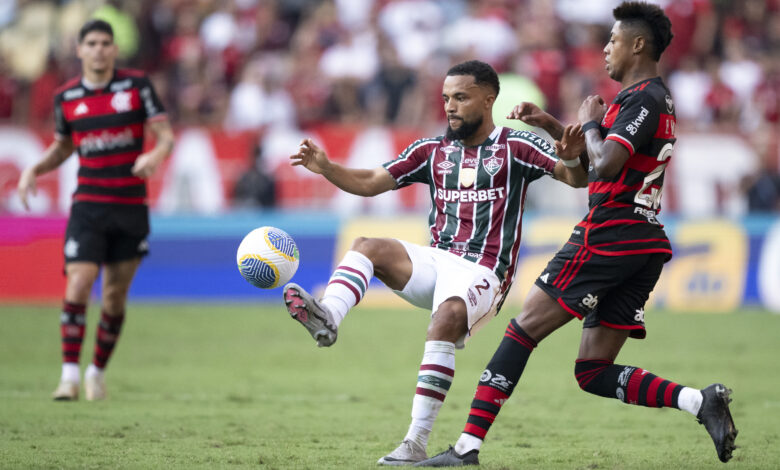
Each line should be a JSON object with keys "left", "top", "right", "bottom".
{"left": 236, "top": 226, "right": 300, "bottom": 289}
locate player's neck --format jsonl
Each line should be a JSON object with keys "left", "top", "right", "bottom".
{"left": 619, "top": 63, "right": 658, "bottom": 90}
{"left": 460, "top": 121, "right": 496, "bottom": 147}
{"left": 82, "top": 69, "right": 114, "bottom": 90}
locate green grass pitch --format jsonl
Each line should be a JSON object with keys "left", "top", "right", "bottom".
{"left": 1, "top": 303, "right": 778, "bottom": 469}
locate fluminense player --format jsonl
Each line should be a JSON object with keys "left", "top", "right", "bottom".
{"left": 282, "top": 59, "right": 588, "bottom": 465}
{"left": 417, "top": 2, "right": 737, "bottom": 467}
{"left": 17, "top": 20, "right": 174, "bottom": 401}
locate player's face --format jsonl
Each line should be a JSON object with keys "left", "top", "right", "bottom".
{"left": 77, "top": 31, "right": 117, "bottom": 76}
{"left": 442, "top": 74, "right": 492, "bottom": 141}
{"left": 604, "top": 21, "right": 633, "bottom": 82}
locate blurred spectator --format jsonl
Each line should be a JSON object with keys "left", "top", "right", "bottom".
{"left": 233, "top": 142, "right": 277, "bottom": 208}
{"left": 741, "top": 128, "right": 780, "bottom": 212}
{"left": 93, "top": 0, "right": 140, "bottom": 61}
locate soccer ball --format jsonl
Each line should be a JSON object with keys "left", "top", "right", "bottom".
{"left": 236, "top": 226, "right": 300, "bottom": 289}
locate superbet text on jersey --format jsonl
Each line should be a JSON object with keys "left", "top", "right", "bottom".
{"left": 54, "top": 69, "right": 167, "bottom": 206}
{"left": 577, "top": 77, "right": 676, "bottom": 259}
{"left": 382, "top": 126, "right": 560, "bottom": 299}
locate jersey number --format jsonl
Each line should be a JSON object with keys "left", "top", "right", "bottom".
{"left": 634, "top": 142, "right": 672, "bottom": 210}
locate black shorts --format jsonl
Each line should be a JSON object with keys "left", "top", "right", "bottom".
{"left": 535, "top": 242, "right": 666, "bottom": 339}
{"left": 64, "top": 202, "right": 150, "bottom": 265}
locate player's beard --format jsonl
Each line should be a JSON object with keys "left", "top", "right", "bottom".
{"left": 446, "top": 115, "right": 483, "bottom": 142}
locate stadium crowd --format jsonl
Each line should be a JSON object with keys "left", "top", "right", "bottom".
{"left": 1, "top": 0, "right": 779, "bottom": 212}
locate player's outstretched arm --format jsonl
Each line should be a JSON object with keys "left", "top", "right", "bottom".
{"left": 553, "top": 124, "right": 588, "bottom": 188}
{"left": 507, "top": 102, "right": 564, "bottom": 140}
{"left": 132, "top": 118, "right": 175, "bottom": 179}
{"left": 17, "top": 137, "right": 75, "bottom": 211}
{"left": 578, "top": 95, "right": 629, "bottom": 179}
{"left": 290, "top": 138, "right": 396, "bottom": 197}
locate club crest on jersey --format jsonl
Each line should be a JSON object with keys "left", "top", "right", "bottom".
{"left": 459, "top": 167, "right": 476, "bottom": 187}
{"left": 111, "top": 90, "right": 132, "bottom": 112}
{"left": 665, "top": 94, "right": 674, "bottom": 113}
{"left": 483, "top": 154, "right": 503, "bottom": 176}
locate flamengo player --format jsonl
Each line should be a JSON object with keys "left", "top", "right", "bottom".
{"left": 418, "top": 2, "right": 738, "bottom": 467}
{"left": 283, "top": 60, "right": 588, "bottom": 465}
{"left": 17, "top": 20, "right": 174, "bottom": 401}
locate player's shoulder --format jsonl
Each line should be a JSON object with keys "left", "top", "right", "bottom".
{"left": 406, "top": 135, "right": 444, "bottom": 150}
{"left": 115, "top": 68, "right": 148, "bottom": 80}
{"left": 620, "top": 77, "right": 670, "bottom": 106}
{"left": 54, "top": 76, "right": 84, "bottom": 100}
{"left": 506, "top": 128, "right": 555, "bottom": 154}
{"left": 114, "top": 68, "right": 152, "bottom": 88}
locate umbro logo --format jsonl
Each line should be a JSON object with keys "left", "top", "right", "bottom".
{"left": 74, "top": 102, "right": 88, "bottom": 116}
{"left": 437, "top": 161, "right": 455, "bottom": 170}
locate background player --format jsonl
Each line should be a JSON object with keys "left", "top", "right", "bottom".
{"left": 17, "top": 19, "right": 174, "bottom": 401}
{"left": 417, "top": 2, "right": 738, "bottom": 466}
{"left": 283, "top": 60, "right": 588, "bottom": 465}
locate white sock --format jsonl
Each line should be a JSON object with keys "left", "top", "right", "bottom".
{"left": 404, "top": 341, "right": 456, "bottom": 450}
{"left": 85, "top": 363, "right": 104, "bottom": 380}
{"left": 61, "top": 363, "right": 80, "bottom": 384}
{"left": 677, "top": 386, "right": 703, "bottom": 416}
{"left": 454, "top": 433, "right": 483, "bottom": 454}
{"left": 320, "top": 251, "right": 373, "bottom": 327}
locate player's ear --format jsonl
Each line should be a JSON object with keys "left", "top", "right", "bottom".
{"left": 633, "top": 35, "right": 646, "bottom": 56}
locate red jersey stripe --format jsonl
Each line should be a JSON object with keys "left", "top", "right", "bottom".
{"left": 71, "top": 122, "right": 144, "bottom": 148}
{"left": 61, "top": 88, "right": 141, "bottom": 121}
{"left": 79, "top": 152, "right": 139, "bottom": 168}
{"left": 73, "top": 194, "right": 146, "bottom": 204}
{"left": 605, "top": 134, "right": 635, "bottom": 155}
{"left": 77, "top": 176, "right": 145, "bottom": 187}
{"left": 602, "top": 104, "right": 621, "bottom": 128}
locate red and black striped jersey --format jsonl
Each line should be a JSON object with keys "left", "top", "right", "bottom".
{"left": 574, "top": 77, "right": 675, "bottom": 259}
{"left": 54, "top": 69, "right": 167, "bottom": 205}
{"left": 383, "top": 126, "right": 558, "bottom": 295}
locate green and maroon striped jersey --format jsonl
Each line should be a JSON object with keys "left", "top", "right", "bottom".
{"left": 54, "top": 69, "right": 167, "bottom": 206}
{"left": 383, "top": 126, "right": 559, "bottom": 295}
{"left": 575, "top": 77, "right": 675, "bottom": 259}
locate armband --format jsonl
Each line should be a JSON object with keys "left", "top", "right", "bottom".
{"left": 582, "top": 120, "right": 600, "bottom": 133}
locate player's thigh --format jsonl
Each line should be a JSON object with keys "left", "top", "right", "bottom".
{"left": 391, "top": 240, "right": 437, "bottom": 310}
{"left": 431, "top": 252, "right": 500, "bottom": 340}
{"left": 64, "top": 262, "right": 101, "bottom": 303}
{"left": 588, "top": 253, "right": 666, "bottom": 340}
{"left": 352, "top": 237, "right": 413, "bottom": 290}
{"left": 63, "top": 203, "right": 108, "bottom": 265}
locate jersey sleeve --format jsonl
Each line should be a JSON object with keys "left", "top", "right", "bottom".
{"left": 138, "top": 75, "right": 167, "bottom": 120}
{"left": 381, "top": 139, "right": 432, "bottom": 188}
{"left": 53, "top": 94, "right": 70, "bottom": 139}
{"left": 605, "top": 91, "right": 660, "bottom": 156}
{"left": 508, "top": 131, "right": 559, "bottom": 181}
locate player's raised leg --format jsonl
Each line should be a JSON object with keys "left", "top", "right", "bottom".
{"left": 284, "top": 237, "right": 411, "bottom": 347}
{"left": 84, "top": 258, "right": 139, "bottom": 401}
{"left": 53, "top": 262, "right": 100, "bottom": 401}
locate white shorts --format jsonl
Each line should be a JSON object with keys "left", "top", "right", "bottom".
{"left": 393, "top": 239, "right": 501, "bottom": 348}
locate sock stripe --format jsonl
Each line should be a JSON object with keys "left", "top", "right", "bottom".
{"left": 464, "top": 423, "right": 488, "bottom": 440}
{"left": 328, "top": 279, "right": 361, "bottom": 304}
{"left": 331, "top": 270, "right": 367, "bottom": 296}
{"left": 471, "top": 399, "right": 501, "bottom": 415}
{"left": 337, "top": 265, "right": 369, "bottom": 288}
{"left": 646, "top": 376, "right": 663, "bottom": 407}
{"left": 504, "top": 330, "right": 536, "bottom": 350}
{"left": 468, "top": 408, "right": 496, "bottom": 421}
{"left": 416, "top": 386, "right": 446, "bottom": 402}
{"left": 664, "top": 382, "right": 681, "bottom": 407}
{"left": 420, "top": 364, "right": 455, "bottom": 376}
{"left": 418, "top": 374, "right": 453, "bottom": 391}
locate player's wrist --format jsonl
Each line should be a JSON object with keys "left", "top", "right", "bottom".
{"left": 560, "top": 157, "right": 580, "bottom": 168}
{"left": 582, "top": 120, "right": 600, "bottom": 133}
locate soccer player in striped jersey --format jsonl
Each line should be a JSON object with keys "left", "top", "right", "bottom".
{"left": 417, "top": 3, "right": 737, "bottom": 467}
{"left": 283, "top": 59, "right": 588, "bottom": 465}
{"left": 17, "top": 20, "right": 174, "bottom": 401}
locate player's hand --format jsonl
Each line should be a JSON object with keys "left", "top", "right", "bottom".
{"left": 131, "top": 152, "right": 163, "bottom": 178}
{"left": 578, "top": 95, "right": 607, "bottom": 124}
{"left": 290, "top": 138, "right": 330, "bottom": 175}
{"left": 507, "top": 102, "right": 549, "bottom": 127}
{"left": 555, "top": 124, "right": 585, "bottom": 162}
{"left": 17, "top": 167, "right": 37, "bottom": 211}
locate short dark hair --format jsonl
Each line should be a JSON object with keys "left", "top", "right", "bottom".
{"left": 446, "top": 60, "right": 500, "bottom": 96}
{"left": 613, "top": 1, "right": 673, "bottom": 61}
{"left": 79, "top": 19, "right": 114, "bottom": 43}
